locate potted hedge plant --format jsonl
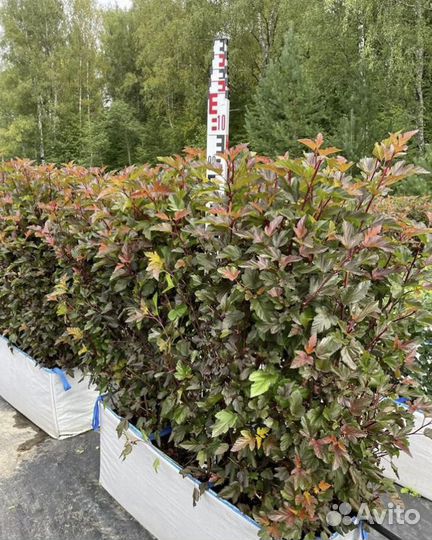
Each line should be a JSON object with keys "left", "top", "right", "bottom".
{"left": 0, "top": 161, "right": 98, "bottom": 438}
{"left": 42, "top": 132, "right": 432, "bottom": 539}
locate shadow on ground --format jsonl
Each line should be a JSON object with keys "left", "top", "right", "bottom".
{"left": 0, "top": 397, "right": 153, "bottom": 540}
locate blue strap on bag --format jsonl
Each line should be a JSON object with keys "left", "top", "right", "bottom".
{"left": 359, "top": 520, "right": 368, "bottom": 539}
{"left": 149, "top": 426, "right": 172, "bottom": 441}
{"left": 92, "top": 395, "right": 107, "bottom": 431}
{"left": 52, "top": 368, "right": 72, "bottom": 391}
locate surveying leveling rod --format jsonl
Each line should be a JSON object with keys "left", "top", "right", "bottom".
{"left": 206, "top": 37, "right": 230, "bottom": 182}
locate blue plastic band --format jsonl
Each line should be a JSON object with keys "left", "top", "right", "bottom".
{"left": 92, "top": 395, "right": 106, "bottom": 432}
{"left": 359, "top": 520, "right": 368, "bottom": 540}
{"left": 52, "top": 368, "right": 72, "bottom": 391}
{"left": 149, "top": 426, "right": 172, "bottom": 441}
{"left": 395, "top": 397, "right": 409, "bottom": 404}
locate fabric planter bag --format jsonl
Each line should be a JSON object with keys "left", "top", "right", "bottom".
{"left": 0, "top": 336, "right": 98, "bottom": 439}
{"left": 383, "top": 407, "right": 432, "bottom": 501}
{"left": 97, "top": 403, "right": 363, "bottom": 540}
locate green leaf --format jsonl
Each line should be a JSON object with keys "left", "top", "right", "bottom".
{"left": 249, "top": 369, "right": 279, "bottom": 397}
{"left": 312, "top": 307, "right": 338, "bottom": 333}
{"left": 174, "top": 360, "right": 192, "bottom": 381}
{"left": 341, "top": 281, "right": 371, "bottom": 305}
{"left": 341, "top": 341, "right": 363, "bottom": 370}
{"left": 56, "top": 302, "right": 68, "bottom": 316}
{"left": 250, "top": 298, "right": 273, "bottom": 322}
{"left": 315, "top": 335, "right": 341, "bottom": 358}
{"left": 212, "top": 410, "right": 238, "bottom": 437}
{"left": 153, "top": 458, "right": 161, "bottom": 473}
{"left": 424, "top": 428, "right": 432, "bottom": 439}
{"left": 352, "top": 301, "right": 380, "bottom": 322}
{"left": 152, "top": 292, "right": 159, "bottom": 315}
{"left": 116, "top": 418, "right": 128, "bottom": 439}
{"left": 214, "top": 442, "right": 230, "bottom": 456}
{"left": 280, "top": 433, "right": 292, "bottom": 451}
{"left": 168, "top": 304, "right": 188, "bottom": 321}
{"left": 289, "top": 389, "right": 305, "bottom": 418}
{"left": 163, "top": 273, "right": 175, "bottom": 293}
{"left": 120, "top": 441, "right": 133, "bottom": 461}
{"left": 172, "top": 404, "right": 190, "bottom": 424}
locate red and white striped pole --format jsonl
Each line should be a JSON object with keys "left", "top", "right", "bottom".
{"left": 207, "top": 37, "right": 230, "bottom": 182}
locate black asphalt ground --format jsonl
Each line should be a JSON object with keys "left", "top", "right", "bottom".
{"left": 0, "top": 395, "right": 430, "bottom": 540}
{"left": 0, "top": 397, "right": 153, "bottom": 540}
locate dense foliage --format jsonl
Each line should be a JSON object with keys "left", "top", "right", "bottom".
{"left": 374, "top": 194, "right": 432, "bottom": 224}
{"left": 1, "top": 132, "right": 431, "bottom": 538}
{"left": 1, "top": 0, "right": 432, "bottom": 193}
{"left": 0, "top": 161, "right": 79, "bottom": 367}
{"left": 374, "top": 195, "right": 432, "bottom": 397}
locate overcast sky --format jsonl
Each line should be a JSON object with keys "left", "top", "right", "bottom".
{"left": 98, "top": 0, "right": 132, "bottom": 9}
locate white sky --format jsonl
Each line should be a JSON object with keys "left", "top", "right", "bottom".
{"left": 98, "top": 0, "right": 132, "bottom": 9}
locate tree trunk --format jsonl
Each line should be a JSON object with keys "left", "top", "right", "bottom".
{"left": 37, "top": 95, "right": 45, "bottom": 164}
{"left": 415, "top": 0, "right": 425, "bottom": 154}
{"left": 79, "top": 56, "right": 83, "bottom": 130}
{"left": 126, "top": 132, "right": 131, "bottom": 165}
{"left": 86, "top": 58, "right": 93, "bottom": 165}
{"left": 256, "top": 5, "right": 279, "bottom": 70}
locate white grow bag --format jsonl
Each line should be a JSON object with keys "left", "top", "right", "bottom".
{"left": 0, "top": 336, "right": 98, "bottom": 439}
{"left": 383, "top": 408, "right": 432, "bottom": 501}
{"left": 98, "top": 405, "right": 362, "bottom": 540}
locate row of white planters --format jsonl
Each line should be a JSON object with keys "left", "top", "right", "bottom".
{"left": 0, "top": 332, "right": 362, "bottom": 540}
{"left": 97, "top": 401, "right": 432, "bottom": 540}
{"left": 0, "top": 336, "right": 97, "bottom": 439}
{"left": 98, "top": 404, "right": 363, "bottom": 540}
{"left": 1, "top": 332, "right": 430, "bottom": 540}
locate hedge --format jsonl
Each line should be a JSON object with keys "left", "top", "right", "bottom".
{"left": 1, "top": 133, "right": 432, "bottom": 540}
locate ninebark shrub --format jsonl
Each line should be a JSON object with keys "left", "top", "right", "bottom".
{"left": 0, "top": 161, "right": 85, "bottom": 367}
{"left": 1, "top": 133, "right": 432, "bottom": 539}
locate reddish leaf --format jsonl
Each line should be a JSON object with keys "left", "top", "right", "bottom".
{"left": 294, "top": 216, "right": 308, "bottom": 239}
{"left": 291, "top": 351, "right": 314, "bottom": 369}
{"left": 349, "top": 396, "right": 372, "bottom": 416}
{"left": 280, "top": 255, "right": 302, "bottom": 269}
{"left": 298, "top": 138, "right": 317, "bottom": 151}
{"left": 394, "top": 438, "right": 412, "bottom": 457}
{"left": 268, "top": 287, "right": 283, "bottom": 298}
{"left": 174, "top": 209, "right": 190, "bottom": 221}
{"left": 305, "top": 334, "right": 317, "bottom": 355}
{"left": 295, "top": 491, "right": 317, "bottom": 519}
{"left": 219, "top": 267, "right": 240, "bottom": 281}
{"left": 269, "top": 504, "right": 298, "bottom": 526}
{"left": 317, "top": 480, "right": 332, "bottom": 492}
{"left": 341, "top": 424, "right": 366, "bottom": 442}
{"left": 265, "top": 216, "right": 284, "bottom": 237}
{"left": 310, "top": 438, "right": 326, "bottom": 459}
{"left": 318, "top": 146, "right": 341, "bottom": 156}
{"left": 362, "top": 225, "right": 391, "bottom": 250}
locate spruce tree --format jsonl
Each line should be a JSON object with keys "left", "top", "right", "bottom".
{"left": 245, "top": 28, "right": 321, "bottom": 156}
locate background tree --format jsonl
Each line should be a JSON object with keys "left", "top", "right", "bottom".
{"left": 0, "top": 0, "right": 431, "bottom": 190}
{"left": 245, "top": 28, "right": 321, "bottom": 155}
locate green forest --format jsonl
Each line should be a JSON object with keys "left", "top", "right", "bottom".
{"left": 1, "top": 0, "right": 432, "bottom": 192}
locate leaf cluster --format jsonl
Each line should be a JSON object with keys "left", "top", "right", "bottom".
{"left": 1, "top": 134, "right": 432, "bottom": 539}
